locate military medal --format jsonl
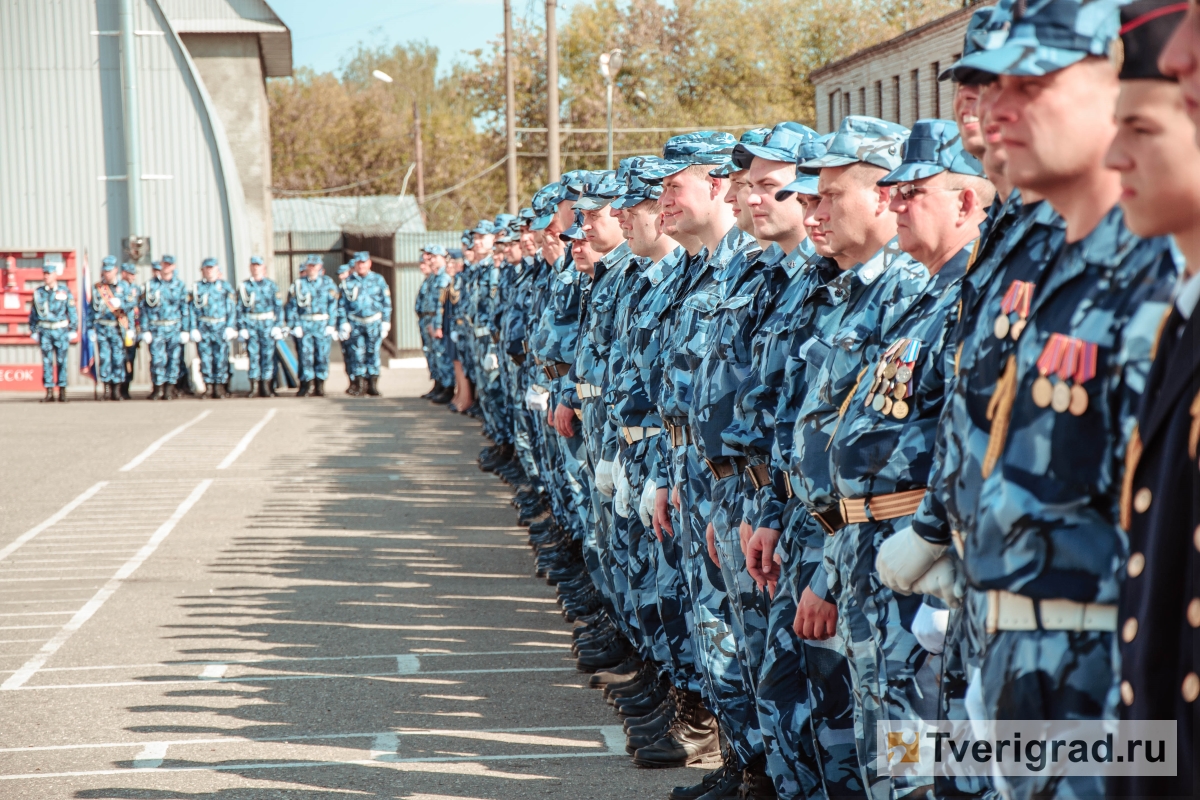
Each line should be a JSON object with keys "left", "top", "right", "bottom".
{"left": 1031, "top": 333, "right": 1067, "bottom": 408}
{"left": 1050, "top": 338, "right": 1080, "bottom": 413}
{"left": 892, "top": 399, "right": 910, "bottom": 419}
{"left": 995, "top": 280, "right": 1034, "bottom": 341}
{"left": 1069, "top": 341, "right": 1097, "bottom": 416}
{"left": 881, "top": 396, "right": 894, "bottom": 415}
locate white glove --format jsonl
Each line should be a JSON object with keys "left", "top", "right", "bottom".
{"left": 614, "top": 456, "right": 633, "bottom": 519}
{"left": 270, "top": 326, "right": 283, "bottom": 340}
{"left": 875, "top": 525, "right": 947, "bottom": 595}
{"left": 190, "top": 329, "right": 202, "bottom": 342}
{"left": 381, "top": 321, "right": 391, "bottom": 337}
{"left": 910, "top": 555, "right": 964, "bottom": 609}
{"left": 141, "top": 331, "right": 153, "bottom": 344}
{"left": 594, "top": 459, "right": 616, "bottom": 497}
{"left": 292, "top": 326, "right": 304, "bottom": 338}
{"left": 324, "top": 325, "right": 337, "bottom": 338}
{"left": 224, "top": 327, "right": 237, "bottom": 341}
{"left": 339, "top": 322, "right": 351, "bottom": 339}
{"left": 639, "top": 480, "right": 657, "bottom": 528}
{"left": 238, "top": 328, "right": 249, "bottom": 340}
{"left": 524, "top": 386, "right": 550, "bottom": 412}
{"left": 482, "top": 352, "right": 499, "bottom": 372}
{"left": 180, "top": 331, "right": 190, "bottom": 343}
{"left": 110, "top": 298, "right": 121, "bottom": 309}
{"left": 911, "top": 602, "right": 950, "bottom": 654}
{"left": 30, "top": 331, "right": 39, "bottom": 343}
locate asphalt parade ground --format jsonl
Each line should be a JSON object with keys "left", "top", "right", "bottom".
{"left": 0, "top": 366, "right": 688, "bottom": 799}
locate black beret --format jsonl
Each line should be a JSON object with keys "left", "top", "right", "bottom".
{"left": 1118, "top": 0, "right": 1187, "bottom": 80}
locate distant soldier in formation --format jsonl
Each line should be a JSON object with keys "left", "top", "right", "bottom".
{"left": 287, "top": 254, "right": 339, "bottom": 397}
{"left": 339, "top": 251, "right": 392, "bottom": 398}
{"left": 89, "top": 255, "right": 131, "bottom": 400}
{"left": 191, "top": 257, "right": 237, "bottom": 399}
{"left": 118, "top": 260, "right": 140, "bottom": 399}
{"left": 28, "top": 260, "right": 77, "bottom": 403}
{"left": 238, "top": 255, "right": 283, "bottom": 398}
{"left": 140, "top": 255, "right": 189, "bottom": 400}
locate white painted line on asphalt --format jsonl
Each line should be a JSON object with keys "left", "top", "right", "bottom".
{"left": 0, "top": 482, "right": 106, "bottom": 562}
{"left": 119, "top": 411, "right": 211, "bottom": 472}
{"left": 216, "top": 409, "right": 276, "bottom": 469}
{"left": 132, "top": 741, "right": 168, "bottom": 769}
{"left": 371, "top": 732, "right": 399, "bottom": 761}
{"left": 199, "top": 664, "right": 227, "bottom": 679}
{"left": 1, "top": 480, "right": 213, "bottom": 691}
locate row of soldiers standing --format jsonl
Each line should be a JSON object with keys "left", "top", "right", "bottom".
{"left": 28, "top": 250, "right": 393, "bottom": 401}
{"left": 412, "top": 2, "right": 1197, "bottom": 799}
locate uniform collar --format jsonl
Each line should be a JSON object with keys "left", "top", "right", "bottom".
{"left": 1172, "top": 255, "right": 1200, "bottom": 320}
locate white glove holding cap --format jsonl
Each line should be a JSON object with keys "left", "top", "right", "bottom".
{"left": 524, "top": 385, "right": 550, "bottom": 412}
{"left": 910, "top": 555, "right": 964, "bottom": 609}
{"left": 224, "top": 327, "right": 237, "bottom": 341}
{"left": 594, "top": 459, "right": 616, "bottom": 498}
{"left": 482, "top": 352, "right": 499, "bottom": 372}
{"left": 180, "top": 331, "right": 190, "bottom": 344}
{"left": 30, "top": 331, "right": 39, "bottom": 343}
{"left": 339, "top": 322, "right": 351, "bottom": 339}
{"left": 238, "top": 328, "right": 249, "bottom": 340}
{"left": 875, "top": 524, "right": 947, "bottom": 595}
{"left": 190, "top": 329, "right": 202, "bottom": 342}
{"left": 292, "top": 327, "right": 304, "bottom": 338}
{"left": 639, "top": 480, "right": 657, "bottom": 528}
{"left": 614, "top": 455, "right": 633, "bottom": 519}
{"left": 142, "top": 331, "right": 153, "bottom": 344}
{"left": 381, "top": 321, "right": 391, "bottom": 337}
{"left": 270, "top": 326, "right": 283, "bottom": 340}
{"left": 911, "top": 602, "right": 950, "bottom": 654}
{"left": 324, "top": 325, "right": 337, "bottom": 338}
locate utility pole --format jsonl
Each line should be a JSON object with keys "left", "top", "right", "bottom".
{"left": 504, "top": 0, "right": 518, "bottom": 214}
{"left": 413, "top": 100, "right": 426, "bottom": 223}
{"left": 545, "top": 0, "right": 560, "bottom": 181}
{"left": 118, "top": 0, "right": 145, "bottom": 260}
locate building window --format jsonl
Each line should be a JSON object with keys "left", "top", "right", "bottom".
{"left": 844, "top": 91, "right": 852, "bottom": 119}
{"left": 931, "top": 62, "right": 940, "bottom": 117}
{"left": 910, "top": 68, "right": 920, "bottom": 122}
{"left": 892, "top": 75, "right": 901, "bottom": 122}
{"left": 875, "top": 80, "right": 883, "bottom": 117}
{"left": 858, "top": 86, "right": 866, "bottom": 118}
{"left": 829, "top": 91, "right": 837, "bottom": 130}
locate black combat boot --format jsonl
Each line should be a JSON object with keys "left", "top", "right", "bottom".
{"left": 247, "top": 379, "right": 259, "bottom": 398}
{"left": 431, "top": 385, "right": 453, "bottom": 404}
{"left": 669, "top": 750, "right": 742, "bottom": 800}
{"left": 259, "top": 379, "right": 272, "bottom": 398}
{"left": 57, "top": 387, "right": 68, "bottom": 403}
{"left": 160, "top": 385, "right": 171, "bottom": 400}
{"left": 366, "top": 375, "right": 380, "bottom": 396}
{"left": 632, "top": 690, "right": 721, "bottom": 769}
{"left": 40, "top": 387, "right": 55, "bottom": 403}
{"left": 109, "top": 383, "right": 121, "bottom": 401}
{"left": 210, "top": 383, "right": 221, "bottom": 399}
{"left": 735, "top": 756, "right": 777, "bottom": 800}
{"left": 297, "top": 380, "right": 310, "bottom": 397}
{"left": 120, "top": 381, "right": 132, "bottom": 400}
{"left": 147, "top": 384, "right": 160, "bottom": 400}
{"left": 348, "top": 376, "right": 363, "bottom": 397}
{"left": 102, "top": 383, "right": 111, "bottom": 401}
{"left": 312, "top": 378, "right": 325, "bottom": 397}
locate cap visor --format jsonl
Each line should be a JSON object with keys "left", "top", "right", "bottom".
{"left": 574, "top": 196, "right": 614, "bottom": 211}
{"left": 611, "top": 194, "right": 652, "bottom": 210}
{"left": 738, "top": 143, "right": 797, "bottom": 167}
{"left": 798, "top": 153, "right": 858, "bottom": 174}
{"left": 640, "top": 161, "right": 689, "bottom": 183}
{"left": 530, "top": 215, "right": 553, "bottom": 231}
{"left": 954, "top": 44, "right": 1087, "bottom": 78}
{"left": 877, "top": 163, "right": 945, "bottom": 186}
{"left": 775, "top": 175, "right": 819, "bottom": 200}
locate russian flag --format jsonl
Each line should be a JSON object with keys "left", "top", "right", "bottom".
{"left": 78, "top": 253, "right": 95, "bottom": 381}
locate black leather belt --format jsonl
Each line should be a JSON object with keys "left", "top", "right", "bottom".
{"left": 746, "top": 464, "right": 770, "bottom": 490}
{"left": 706, "top": 456, "right": 748, "bottom": 480}
{"left": 511, "top": 353, "right": 526, "bottom": 366}
{"left": 543, "top": 361, "right": 571, "bottom": 380}
{"left": 810, "top": 503, "right": 846, "bottom": 535}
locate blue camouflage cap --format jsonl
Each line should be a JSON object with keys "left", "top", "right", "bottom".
{"left": 461, "top": 229, "right": 474, "bottom": 247}
{"left": 471, "top": 219, "right": 497, "bottom": 236}
{"left": 518, "top": 207, "right": 535, "bottom": 225}
{"left": 950, "top": 0, "right": 1121, "bottom": 78}
{"left": 423, "top": 244, "right": 448, "bottom": 257}
{"left": 574, "top": 170, "right": 624, "bottom": 211}
{"left": 100, "top": 258, "right": 117, "bottom": 272}
{"left": 558, "top": 170, "right": 590, "bottom": 202}
{"left": 733, "top": 122, "right": 820, "bottom": 170}
{"left": 799, "top": 116, "right": 909, "bottom": 173}
{"left": 940, "top": 6, "right": 997, "bottom": 83}
{"left": 711, "top": 129, "right": 770, "bottom": 177}
{"left": 151, "top": 260, "right": 162, "bottom": 271}
{"left": 351, "top": 251, "right": 370, "bottom": 264}
{"left": 101, "top": 255, "right": 118, "bottom": 268}
{"left": 249, "top": 255, "right": 264, "bottom": 265}
{"left": 776, "top": 134, "right": 833, "bottom": 199}
{"left": 641, "top": 131, "right": 738, "bottom": 183}
{"left": 307, "top": 254, "right": 325, "bottom": 266}
{"left": 201, "top": 257, "right": 218, "bottom": 268}
{"left": 530, "top": 183, "right": 563, "bottom": 231}
{"left": 337, "top": 261, "right": 351, "bottom": 274}
{"left": 611, "top": 156, "right": 666, "bottom": 210}
{"left": 494, "top": 213, "right": 518, "bottom": 230}
{"left": 448, "top": 248, "right": 463, "bottom": 260}
{"left": 161, "top": 254, "right": 176, "bottom": 265}
{"left": 120, "top": 261, "right": 137, "bottom": 274}
{"left": 878, "top": 119, "right": 986, "bottom": 185}
{"left": 559, "top": 208, "right": 586, "bottom": 241}
{"left": 42, "top": 261, "right": 58, "bottom": 273}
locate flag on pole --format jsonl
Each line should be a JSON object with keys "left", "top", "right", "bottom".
{"left": 79, "top": 251, "right": 96, "bottom": 382}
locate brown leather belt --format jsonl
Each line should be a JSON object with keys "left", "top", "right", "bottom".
{"left": 542, "top": 361, "right": 571, "bottom": 380}
{"left": 511, "top": 353, "right": 526, "bottom": 366}
{"left": 666, "top": 422, "right": 692, "bottom": 447}
{"left": 838, "top": 489, "right": 927, "bottom": 527}
{"left": 706, "top": 456, "right": 748, "bottom": 480}
{"left": 746, "top": 464, "right": 771, "bottom": 490}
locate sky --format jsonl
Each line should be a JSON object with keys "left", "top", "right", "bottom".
{"left": 271, "top": 0, "right": 582, "bottom": 78}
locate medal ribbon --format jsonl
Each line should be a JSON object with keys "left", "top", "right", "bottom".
{"left": 1074, "top": 341, "right": 1098, "bottom": 385}
{"left": 1036, "top": 333, "right": 1068, "bottom": 377}
{"left": 1000, "top": 281, "right": 1021, "bottom": 315}
{"left": 1055, "top": 337, "right": 1082, "bottom": 382}
{"left": 1015, "top": 282, "right": 1033, "bottom": 321}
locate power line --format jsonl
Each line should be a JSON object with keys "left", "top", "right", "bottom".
{"left": 274, "top": 156, "right": 510, "bottom": 201}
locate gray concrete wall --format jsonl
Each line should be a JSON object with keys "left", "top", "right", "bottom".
{"left": 180, "top": 33, "right": 273, "bottom": 263}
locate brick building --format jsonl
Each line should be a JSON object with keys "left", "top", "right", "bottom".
{"left": 810, "top": 2, "right": 994, "bottom": 134}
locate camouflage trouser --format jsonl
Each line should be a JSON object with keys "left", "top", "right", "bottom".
{"left": 711, "top": 473, "right": 770, "bottom": 690}
{"left": 680, "top": 444, "right": 763, "bottom": 768}
{"left": 554, "top": 405, "right": 592, "bottom": 542}
{"left": 530, "top": 398, "right": 573, "bottom": 527}
{"left": 431, "top": 331, "right": 452, "bottom": 386}
{"left": 827, "top": 516, "right": 941, "bottom": 800}
{"left": 37, "top": 328, "right": 71, "bottom": 387}
{"left": 620, "top": 436, "right": 666, "bottom": 665}
{"left": 508, "top": 364, "right": 541, "bottom": 484}
{"left": 94, "top": 324, "right": 126, "bottom": 383}
{"left": 759, "top": 504, "right": 863, "bottom": 800}
{"left": 149, "top": 322, "right": 185, "bottom": 385}
{"left": 476, "top": 341, "right": 510, "bottom": 444}
{"left": 656, "top": 443, "right": 703, "bottom": 694}
{"left": 418, "top": 314, "right": 436, "bottom": 379}
{"left": 979, "top": 609, "right": 1117, "bottom": 800}
{"left": 579, "top": 398, "right": 628, "bottom": 636}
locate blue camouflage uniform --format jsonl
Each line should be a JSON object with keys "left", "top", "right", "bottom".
{"left": 140, "top": 257, "right": 190, "bottom": 388}
{"left": 28, "top": 263, "right": 78, "bottom": 389}
{"left": 120, "top": 261, "right": 141, "bottom": 389}
{"left": 476, "top": 217, "right": 515, "bottom": 446}
{"left": 89, "top": 257, "right": 129, "bottom": 385}
{"left": 191, "top": 258, "right": 238, "bottom": 387}
{"left": 237, "top": 258, "right": 284, "bottom": 383}
{"left": 286, "top": 256, "right": 340, "bottom": 383}
{"left": 340, "top": 252, "right": 393, "bottom": 378}
{"left": 335, "top": 262, "right": 355, "bottom": 376}
{"left": 420, "top": 246, "right": 453, "bottom": 388}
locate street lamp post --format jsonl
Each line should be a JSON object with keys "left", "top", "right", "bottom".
{"left": 372, "top": 69, "right": 425, "bottom": 220}
{"left": 598, "top": 49, "right": 622, "bottom": 170}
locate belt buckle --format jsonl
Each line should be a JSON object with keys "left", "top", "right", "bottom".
{"left": 812, "top": 509, "right": 836, "bottom": 536}
{"left": 623, "top": 427, "right": 634, "bottom": 446}
{"left": 704, "top": 458, "right": 719, "bottom": 477}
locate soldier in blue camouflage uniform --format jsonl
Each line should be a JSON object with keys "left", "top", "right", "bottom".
{"left": 334, "top": 261, "right": 356, "bottom": 392}
{"left": 633, "top": 132, "right": 761, "bottom": 778}
{"left": 477, "top": 216, "right": 518, "bottom": 472}
{"left": 286, "top": 254, "right": 340, "bottom": 397}
{"left": 419, "top": 245, "right": 454, "bottom": 401}
{"left": 141, "top": 255, "right": 190, "bottom": 400}
{"left": 824, "top": 121, "right": 992, "bottom": 800}
{"left": 190, "top": 257, "right": 238, "bottom": 399}
{"left": 236, "top": 255, "right": 284, "bottom": 398}
{"left": 28, "top": 260, "right": 78, "bottom": 403}
{"left": 447, "top": 230, "right": 477, "bottom": 412}
{"left": 89, "top": 256, "right": 129, "bottom": 400}
{"left": 680, "top": 121, "right": 819, "bottom": 799}
{"left": 780, "top": 116, "right": 927, "bottom": 800}
{"left": 119, "top": 260, "right": 141, "bottom": 399}
{"left": 339, "top": 251, "right": 393, "bottom": 398}
{"left": 874, "top": 4, "right": 1177, "bottom": 799}
{"left": 416, "top": 248, "right": 438, "bottom": 393}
